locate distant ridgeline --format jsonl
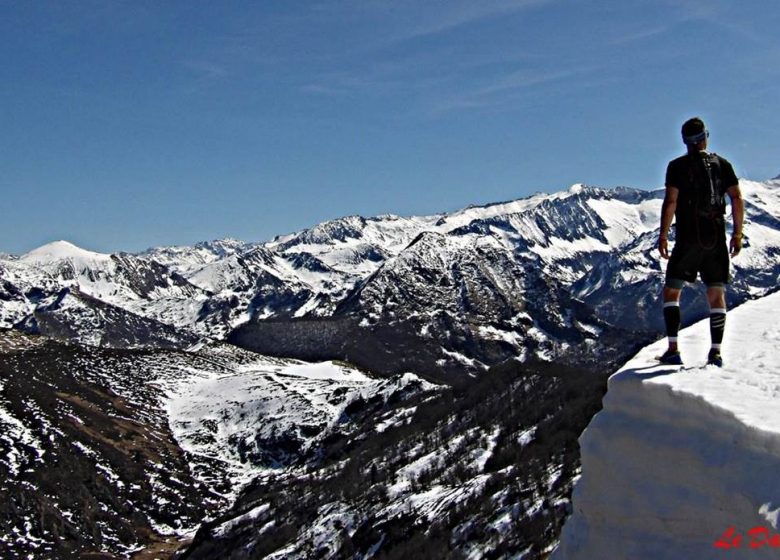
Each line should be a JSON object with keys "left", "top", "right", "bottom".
{"left": 2, "top": 177, "right": 780, "bottom": 380}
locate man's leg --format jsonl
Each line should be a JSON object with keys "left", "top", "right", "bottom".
{"left": 707, "top": 284, "right": 727, "bottom": 363}
{"left": 663, "top": 285, "right": 683, "bottom": 352}
{"left": 662, "top": 242, "right": 694, "bottom": 362}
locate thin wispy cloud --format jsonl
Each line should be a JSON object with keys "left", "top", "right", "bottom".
{"left": 655, "top": 0, "right": 780, "bottom": 51}
{"left": 428, "top": 66, "right": 598, "bottom": 115}
{"left": 270, "top": 0, "right": 556, "bottom": 54}
{"left": 299, "top": 44, "right": 535, "bottom": 98}
{"left": 707, "top": 15, "right": 780, "bottom": 47}
{"left": 167, "top": 1, "right": 553, "bottom": 104}
{"left": 604, "top": 0, "right": 728, "bottom": 46}
{"left": 472, "top": 67, "right": 589, "bottom": 98}
{"left": 181, "top": 59, "right": 230, "bottom": 80}
{"left": 667, "top": 0, "right": 725, "bottom": 20}
{"left": 608, "top": 23, "right": 681, "bottom": 45}
{"left": 382, "top": 0, "right": 555, "bottom": 44}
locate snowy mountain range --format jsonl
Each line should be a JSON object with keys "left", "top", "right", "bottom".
{"left": 4, "top": 177, "right": 779, "bottom": 378}
{"left": 2, "top": 175, "right": 780, "bottom": 558}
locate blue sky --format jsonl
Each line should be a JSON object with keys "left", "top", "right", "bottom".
{"left": 2, "top": 0, "right": 778, "bottom": 254}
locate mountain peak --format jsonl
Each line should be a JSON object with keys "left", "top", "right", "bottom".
{"left": 21, "top": 240, "right": 111, "bottom": 264}
{"left": 195, "top": 237, "right": 245, "bottom": 248}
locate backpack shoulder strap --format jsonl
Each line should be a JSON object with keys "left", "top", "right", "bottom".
{"left": 707, "top": 152, "right": 722, "bottom": 176}
{"left": 703, "top": 152, "right": 726, "bottom": 211}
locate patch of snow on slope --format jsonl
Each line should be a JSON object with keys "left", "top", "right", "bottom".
{"left": 432, "top": 193, "right": 550, "bottom": 234}
{"left": 213, "top": 503, "right": 270, "bottom": 537}
{"left": 275, "top": 361, "right": 371, "bottom": 382}
{"left": 586, "top": 197, "right": 660, "bottom": 246}
{"left": 530, "top": 235, "right": 611, "bottom": 262}
{"left": 165, "top": 355, "right": 436, "bottom": 500}
{"left": 0, "top": 379, "right": 45, "bottom": 477}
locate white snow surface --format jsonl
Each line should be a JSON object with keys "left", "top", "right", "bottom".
{"left": 139, "top": 238, "right": 250, "bottom": 275}
{"left": 0, "top": 381, "right": 45, "bottom": 477}
{"left": 163, "top": 351, "right": 437, "bottom": 500}
{"left": 586, "top": 196, "right": 660, "bottom": 246}
{"left": 554, "top": 290, "right": 780, "bottom": 560}
{"left": 20, "top": 240, "right": 112, "bottom": 265}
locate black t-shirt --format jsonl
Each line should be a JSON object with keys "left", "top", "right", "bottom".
{"left": 665, "top": 152, "right": 738, "bottom": 245}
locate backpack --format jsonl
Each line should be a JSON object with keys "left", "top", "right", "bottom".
{"left": 687, "top": 152, "right": 726, "bottom": 219}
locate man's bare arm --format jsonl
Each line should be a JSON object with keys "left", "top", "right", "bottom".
{"left": 659, "top": 185, "right": 679, "bottom": 259}
{"left": 727, "top": 184, "right": 744, "bottom": 256}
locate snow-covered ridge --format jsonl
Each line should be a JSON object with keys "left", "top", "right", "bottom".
{"left": 140, "top": 238, "right": 251, "bottom": 275}
{"left": 554, "top": 290, "right": 780, "bottom": 560}
{"left": 2, "top": 184, "right": 660, "bottom": 337}
{"left": 3, "top": 178, "right": 780, "bottom": 369}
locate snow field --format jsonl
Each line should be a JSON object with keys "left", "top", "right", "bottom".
{"left": 555, "top": 290, "right": 780, "bottom": 560}
{"left": 164, "top": 352, "right": 436, "bottom": 504}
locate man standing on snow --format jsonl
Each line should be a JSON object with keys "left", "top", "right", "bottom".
{"left": 657, "top": 117, "right": 744, "bottom": 366}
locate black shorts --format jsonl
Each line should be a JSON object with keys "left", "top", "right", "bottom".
{"left": 665, "top": 241, "right": 730, "bottom": 288}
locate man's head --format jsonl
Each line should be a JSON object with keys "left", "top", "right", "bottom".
{"left": 682, "top": 117, "right": 709, "bottom": 150}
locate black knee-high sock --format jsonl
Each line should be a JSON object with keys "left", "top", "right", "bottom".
{"left": 663, "top": 301, "right": 681, "bottom": 344}
{"left": 710, "top": 308, "right": 726, "bottom": 349}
